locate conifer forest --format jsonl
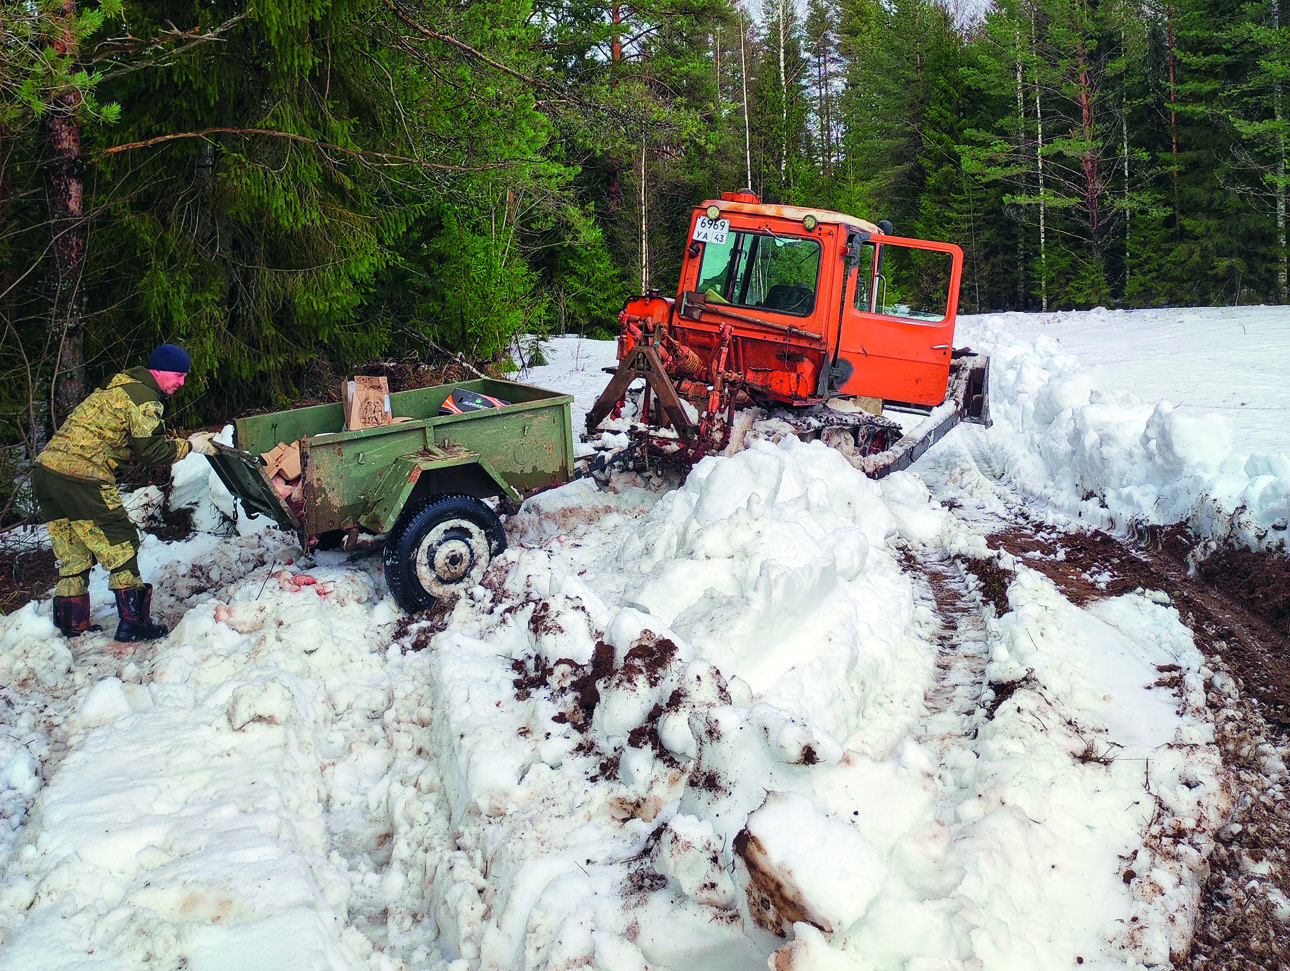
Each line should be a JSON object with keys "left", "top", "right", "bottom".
{"left": 1, "top": 0, "right": 1287, "bottom": 456}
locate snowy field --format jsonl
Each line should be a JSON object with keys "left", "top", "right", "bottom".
{"left": 0, "top": 306, "right": 1286, "bottom": 971}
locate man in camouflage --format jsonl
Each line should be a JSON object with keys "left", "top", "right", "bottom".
{"left": 32, "top": 344, "right": 217, "bottom": 642}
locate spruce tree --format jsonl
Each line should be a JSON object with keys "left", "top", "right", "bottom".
{"left": 1169, "top": 0, "right": 1280, "bottom": 302}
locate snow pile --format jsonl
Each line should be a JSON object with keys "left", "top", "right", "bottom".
{"left": 961, "top": 308, "right": 1290, "bottom": 553}
{"left": 371, "top": 437, "right": 1224, "bottom": 970}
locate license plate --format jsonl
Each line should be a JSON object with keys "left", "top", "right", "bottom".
{"left": 692, "top": 217, "right": 730, "bottom": 245}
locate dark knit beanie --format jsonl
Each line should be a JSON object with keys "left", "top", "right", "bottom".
{"left": 147, "top": 344, "right": 191, "bottom": 374}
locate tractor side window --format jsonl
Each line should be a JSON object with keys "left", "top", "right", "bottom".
{"left": 698, "top": 230, "right": 820, "bottom": 316}
{"left": 853, "top": 242, "right": 954, "bottom": 323}
{"left": 853, "top": 242, "right": 877, "bottom": 313}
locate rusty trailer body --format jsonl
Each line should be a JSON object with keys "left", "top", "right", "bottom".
{"left": 206, "top": 377, "right": 574, "bottom": 613}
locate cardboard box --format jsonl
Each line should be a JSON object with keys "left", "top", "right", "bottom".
{"left": 344, "top": 376, "right": 393, "bottom": 431}
{"left": 261, "top": 441, "right": 301, "bottom": 480}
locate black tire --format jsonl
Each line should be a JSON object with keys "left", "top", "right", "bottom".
{"left": 383, "top": 494, "right": 506, "bottom": 613}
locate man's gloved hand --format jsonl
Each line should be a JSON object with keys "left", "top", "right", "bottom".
{"left": 187, "top": 431, "right": 219, "bottom": 456}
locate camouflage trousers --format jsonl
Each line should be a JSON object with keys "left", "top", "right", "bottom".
{"left": 31, "top": 466, "right": 142, "bottom": 597}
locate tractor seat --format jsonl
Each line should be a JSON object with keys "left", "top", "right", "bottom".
{"left": 761, "top": 284, "right": 813, "bottom": 314}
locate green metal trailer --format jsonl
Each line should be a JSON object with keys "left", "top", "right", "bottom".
{"left": 205, "top": 377, "right": 575, "bottom": 613}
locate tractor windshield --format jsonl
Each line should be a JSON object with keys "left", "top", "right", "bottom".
{"left": 696, "top": 230, "right": 820, "bottom": 316}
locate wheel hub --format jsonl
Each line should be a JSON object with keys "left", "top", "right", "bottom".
{"left": 413, "top": 521, "right": 488, "bottom": 597}
{"left": 431, "top": 537, "right": 473, "bottom": 582}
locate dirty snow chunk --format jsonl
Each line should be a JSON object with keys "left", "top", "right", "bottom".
{"left": 227, "top": 679, "right": 294, "bottom": 731}
{"left": 755, "top": 705, "right": 843, "bottom": 766}
{"left": 879, "top": 471, "right": 950, "bottom": 544}
{"left": 658, "top": 710, "right": 696, "bottom": 759}
{"left": 0, "top": 602, "right": 73, "bottom": 686}
{"left": 768, "top": 922, "right": 864, "bottom": 971}
{"left": 737, "top": 790, "right": 887, "bottom": 935}
{"left": 511, "top": 476, "right": 660, "bottom": 547}
{"left": 591, "top": 933, "right": 658, "bottom": 971}
{"left": 421, "top": 630, "right": 537, "bottom": 823}
{"left": 77, "top": 677, "right": 134, "bottom": 728}
{"left": 654, "top": 813, "right": 736, "bottom": 909}
{"left": 1, "top": 751, "right": 41, "bottom": 798}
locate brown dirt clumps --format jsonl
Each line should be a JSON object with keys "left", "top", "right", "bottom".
{"left": 984, "top": 673, "right": 1034, "bottom": 720}
{"left": 0, "top": 543, "right": 57, "bottom": 614}
{"left": 146, "top": 504, "right": 195, "bottom": 542}
{"left": 961, "top": 556, "right": 1015, "bottom": 614}
{"left": 1187, "top": 691, "right": 1290, "bottom": 971}
{"left": 987, "top": 527, "right": 1146, "bottom": 606}
{"left": 1193, "top": 547, "right": 1290, "bottom": 629}
{"left": 734, "top": 828, "right": 827, "bottom": 938}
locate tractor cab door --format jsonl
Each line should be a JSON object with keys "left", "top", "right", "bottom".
{"left": 831, "top": 235, "right": 963, "bottom": 408}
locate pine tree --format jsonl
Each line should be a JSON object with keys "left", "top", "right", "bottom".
{"left": 804, "top": 0, "right": 842, "bottom": 194}
{"left": 1224, "top": 0, "right": 1290, "bottom": 301}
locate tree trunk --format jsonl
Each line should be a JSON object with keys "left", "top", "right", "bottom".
{"left": 1123, "top": 95, "right": 1131, "bottom": 286}
{"left": 1167, "top": 4, "right": 1181, "bottom": 240}
{"left": 1015, "top": 26, "right": 1027, "bottom": 309}
{"left": 611, "top": 0, "right": 623, "bottom": 63}
{"left": 1275, "top": 0, "right": 1287, "bottom": 301}
{"left": 715, "top": 27, "right": 722, "bottom": 105}
{"left": 741, "top": 12, "right": 753, "bottom": 189}
{"left": 1076, "top": 39, "right": 1102, "bottom": 249}
{"left": 779, "top": 0, "right": 788, "bottom": 181}
{"left": 817, "top": 44, "right": 830, "bottom": 179}
{"left": 1032, "top": 18, "right": 1049, "bottom": 311}
{"left": 46, "top": 0, "right": 86, "bottom": 425}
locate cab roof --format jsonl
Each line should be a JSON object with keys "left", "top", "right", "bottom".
{"left": 700, "top": 198, "right": 882, "bottom": 235}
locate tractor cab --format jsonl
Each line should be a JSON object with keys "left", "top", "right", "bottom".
{"left": 669, "top": 191, "right": 965, "bottom": 410}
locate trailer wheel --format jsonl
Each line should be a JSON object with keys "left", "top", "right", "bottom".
{"left": 383, "top": 494, "right": 506, "bottom": 613}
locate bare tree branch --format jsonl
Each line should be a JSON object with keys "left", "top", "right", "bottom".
{"left": 100, "top": 127, "right": 533, "bottom": 171}
{"left": 90, "top": 12, "right": 250, "bottom": 81}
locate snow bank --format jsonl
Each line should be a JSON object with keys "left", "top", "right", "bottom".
{"left": 379, "top": 436, "right": 1223, "bottom": 971}
{"left": 961, "top": 309, "right": 1290, "bottom": 553}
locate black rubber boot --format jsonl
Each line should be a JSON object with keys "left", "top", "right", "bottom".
{"left": 53, "top": 594, "right": 101, "bottom": 636}
{"left": 113, "top": 584, "right": 168, "bottom": 642}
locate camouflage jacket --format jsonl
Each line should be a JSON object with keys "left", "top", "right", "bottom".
{"left": 36, "top": 367, "right": 191, "bottom": 484}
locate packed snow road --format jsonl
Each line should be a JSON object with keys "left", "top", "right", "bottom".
{"left": 1, "top": 308, "right": 1288, "bottom": 970}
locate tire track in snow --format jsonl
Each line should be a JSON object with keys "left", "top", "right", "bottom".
{"left": 901, "top": 548, "right": 994, "bottom": 775}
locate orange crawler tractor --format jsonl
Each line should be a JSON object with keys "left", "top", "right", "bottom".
{"left": 585, "top": 190, "right": 990, "bottom": 476}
